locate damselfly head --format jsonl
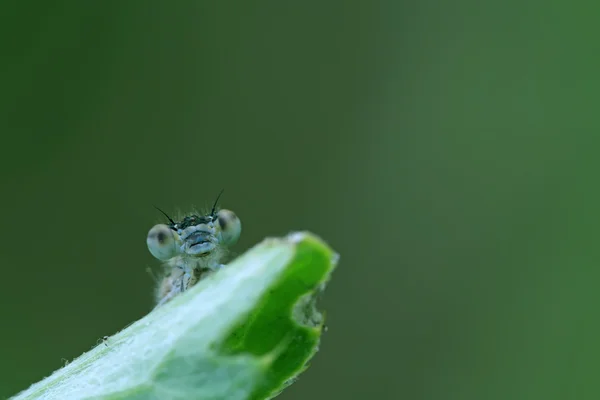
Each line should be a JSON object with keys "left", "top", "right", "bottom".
{"left": 146, "top": 208, "right": 241, "bottom": 261}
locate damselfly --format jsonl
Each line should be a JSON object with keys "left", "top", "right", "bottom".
{"left": 146, "top": 191, "right": 241, "bottom": 307}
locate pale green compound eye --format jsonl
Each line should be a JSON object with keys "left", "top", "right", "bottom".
{"left": 147, "top": 224, "right": 179, "bottom": 260}
{"left": 216, "top": 209, "right": 241, "bottom": 246}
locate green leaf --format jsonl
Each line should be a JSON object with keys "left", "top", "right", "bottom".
{"left": 11, "top": 232, "right": 338, "bottom": 400}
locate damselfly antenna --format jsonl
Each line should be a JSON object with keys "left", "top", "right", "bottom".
{"left": 153, "top": 205, "right": 175, "bottom": 225}
{"left": 210, "top": 189, "right": 225, "bottom": 217}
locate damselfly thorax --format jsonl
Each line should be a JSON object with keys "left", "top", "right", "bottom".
{"left": 146, "top": 193, "right": 241, "bottom": 307}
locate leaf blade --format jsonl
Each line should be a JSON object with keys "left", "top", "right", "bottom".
{"left": 11, "top": 232, "right": 338, "bottom": 400}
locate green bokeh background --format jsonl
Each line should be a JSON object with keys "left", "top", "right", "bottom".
{"left": 1, "top": 1, "right": 599, "bottom": 399}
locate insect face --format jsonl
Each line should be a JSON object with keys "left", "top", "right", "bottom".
{"left": 146, "top": 209, "right": 241, "bottom": 260}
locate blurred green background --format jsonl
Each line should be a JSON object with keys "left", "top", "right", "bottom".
{"left": 1, "top": 1, "right": 599, "bottom": 399}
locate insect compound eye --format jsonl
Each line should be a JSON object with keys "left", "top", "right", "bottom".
{"left": 147, "top": 224, "right": 180, "bottom": 260}
{"left": 216, "top": 209, "right": 241, "bottom": 246}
